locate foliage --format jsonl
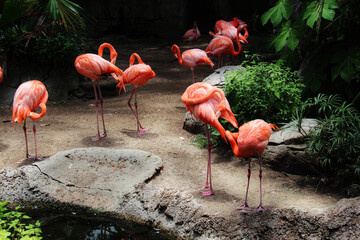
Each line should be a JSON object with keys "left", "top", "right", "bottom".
{"left": 190, "top": 127, "right": 221, "bottom": 149}
{"left": 191, "top": 134, "right": 208, "bottom": 149}
{"left": 0, "top": 0, "right": 87, "bottom": 32}
{"left": 224, "top": 53, "right": 305, "bottom": 125}
{"left": 261, "top": 0, "right": 360, "bottom": 105}
{"left": 25, "top": 23, "right": 85, "bottom": 66}
{"left": 0, "top": 201, "right": 42, "bottom": 240}
{"left": 38, "top": 0, "right": 87, "bottom": 31}
{"left": 296, "top": 94, "right": 360, "bottom": 196}
{"left": 0, "top": 0, "right": 87, "bottom": 69}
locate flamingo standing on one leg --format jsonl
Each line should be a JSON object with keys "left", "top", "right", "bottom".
{"left": 182, "top": 21, "right": 201, "bottom": 43}
{"left": 206, "top": 26, "right": 246, "bottom": 68}
{"left": 171, "top": 44, "right": 214, "bottom": 83}
{"left": 75, "top": 43, "right": 127, "bottom": 141}
{"left": 225, "top": 119, "right": 279, "bottom": 211}
{"left": 12, "top": 80, "right": 48, "bottom": 160}
{"left": 182, "top": 82, "right": 238, "bottom": 195}
{"left": 0, "top": 66, "right": 3, "bottom": 84}
{"left": 117, "top": 53, "right": 156, "bottom": 135}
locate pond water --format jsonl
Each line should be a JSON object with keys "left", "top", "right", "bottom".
{"left": 26, "top": 209, "right": 178, "bottom": 240}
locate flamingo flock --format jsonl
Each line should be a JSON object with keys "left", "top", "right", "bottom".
{"left": 6, "top": 16, "right": 280, "bottom": 212}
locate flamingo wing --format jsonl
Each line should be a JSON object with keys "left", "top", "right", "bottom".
{"left": 123, "top": 63, "right": 156, "bottom": 87}
{"left": 205, "top": 36, "right": 233, "bottom": 57}
{"left": 12, "top": 80, "right": 48, "bottom": 125}
{"left": 182, "top": 82, "right": 235, "bottom": 140}
{"left": 182, "top": 49, "right": 214, "bottom": 68}
{"left": 236, "top": 119, "right": 273, "bottom": 156}
{"left": 75, "top": 54, "right": 118, "bottom": 80}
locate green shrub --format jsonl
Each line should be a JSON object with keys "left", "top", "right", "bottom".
{"left": 25, "top": 23, "right": 85, "bottom": 67}
{"left": 296, "top": 94, "right": 360, "bottom": 196}
{"left": 0, "top": 201, "right": 42, "bottom": 240}
{"left": 224, "top": 54, "right": 305, "bottom": 125}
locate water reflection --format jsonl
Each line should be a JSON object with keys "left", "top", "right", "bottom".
{"left": 39, "top": 215, "right": 176, "bottom": 240}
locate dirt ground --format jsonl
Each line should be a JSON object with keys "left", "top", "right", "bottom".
{"left": 0, "top": 36, "right": 342, "bottom": 219}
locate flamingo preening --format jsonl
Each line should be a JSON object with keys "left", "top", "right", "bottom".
{"left": 225, "top": 119, "right": 279, "bottom": 211}
{"left": 12, "top": 80, "right": 48, "bottom": 160}
{"left": 182, "top": 82, "right": 238, "bottom": 196}
{"left": 117, "top": 53, "right": 156, "bottom": 135}
{"left": 74, "top": 43, "right": 127, "bottom": 141}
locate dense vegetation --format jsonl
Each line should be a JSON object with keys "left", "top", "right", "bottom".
{"left": 0, "top": 0, "right": 87, "bottom": 71}
{"left": 224, "top": 53, "right": 304, "bottom": 126}
{"left": 0, "top": 201, "right": 42, "bottom": 240}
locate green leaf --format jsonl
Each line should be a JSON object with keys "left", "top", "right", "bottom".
{"left": 322, "top": 0, "right": 339, "bottom": 20}
{"left": 261, "top": 0, "right": 293, "bottom": 26}
{"left": 322, "top": 8, "right": 335, "bottom": 20}
{"left": 330, "top": 47, "right": 360, "bottom": 83}
{"left": 340, "top": 56, "right": 359, "bottom": 83}
{"left": 272, "top": 21, "right": 299, "bottom": 52}
{"left": 303, "top": 1, "right": 321, "bottom": 29}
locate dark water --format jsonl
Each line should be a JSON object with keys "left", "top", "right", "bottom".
{"left": 25, "top": 209, "right": 178, "bottom": 240}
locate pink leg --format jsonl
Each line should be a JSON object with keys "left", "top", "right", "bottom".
{"left": 22, "top": 120, "right": 30, "bottom": 158}
{"left": 191, "top": 68, "right": 195, "bottom": 83}
{"left": 96, "top": 80, "right": 107, "bottom": 138}
{"left": 256, "top": 156, "right": 267, "bottom": 212}
{"left": 128, "top": 88, "right": 148, "bottom": 135}
{"left": 201, "top": 125, "right": 214, "bottom": 196}
{"left": 237, "top": 157, "right": 251, "bottom": 210}
{"left": 91, "top": 81, "right": 104, "bottom": 141}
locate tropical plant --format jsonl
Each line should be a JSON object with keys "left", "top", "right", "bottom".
{"left": 224, "top": 53, "right": 305, "bottom": 126}
{"left": 261, "top": 0, "right": 360, "bottom": 105}
{"left": 0, "top": 201, "right": 42, "bottom": 239}
{"left": 0, "top": 0, "right": 87, "bottom": 69}
{"left": 295, "top": 93, "right": 360, "bottom": 196}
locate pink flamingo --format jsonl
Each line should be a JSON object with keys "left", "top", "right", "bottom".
{"left": 229, "top": 17, "right": 249, "bottom": 39}
{"left": 210, "top": 25, "right": 248, "bottom": 44}
{"left": 12, "top": 80, "right": 48, "bottom": 160}
{"left": 211, "top": 18, "right": 249, "bottom": 41}
{"left": 171, "top": 44, "right": 214, "bottom": 83}
{"left": 182, "top": 21, "right": 201, "bottom": 43}
{"left": 117, "top": 53, "right": 156, "bottom": 135}
{"left": 182, "top": 82, "right": 238, "bottom": 196}
{"left": 205, "top": 26, "right": 246, "bottom": 68}
{"left": 75, "top": 43, "right": 127, "bottom": 141}
{"left": 214, "top": 20, "right": 234, "bottom": 33}
{"left": 225, "top": 119, "right": 279, "bottom": 211}
{"left": 0, "top": 66, "right": 3, "bottom": 84}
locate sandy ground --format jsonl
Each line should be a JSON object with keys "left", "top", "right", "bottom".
{"left": 0, "top": 36, "right": 342, "bottom": 219}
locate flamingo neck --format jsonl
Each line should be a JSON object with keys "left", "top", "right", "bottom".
{"left": 129, "top": 53, "right": 144, "bottom": 66}
{"left": 98, "top": 43, "right": 118, "bottom": 64}
{"left": 172, "top": 45, "right": 183, "bottom": 65}
{"left": 233, "top": 28, "right": 242, "bottom": 56}
{"left": 181, "top": 87, "right": 226, "bottom": 105}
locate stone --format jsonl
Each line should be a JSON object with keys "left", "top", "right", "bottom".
{"left": 263, "top": 118, "right": 320, "bottom": 175}
{"left": 0, "top": 148, "right": 359, "bottom": 239}
{"left": 182, "top": 112, "right": 206, "bottom": 134}
{"left": 202, "top": 65, "right": 245, "bottom": 89}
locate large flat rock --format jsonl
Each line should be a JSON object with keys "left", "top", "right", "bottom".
{"left": 34, "top": 147, "right": 162, "bottom": 192}
{"left": 1, "top": 148, "right": 162, "bottom": 210}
